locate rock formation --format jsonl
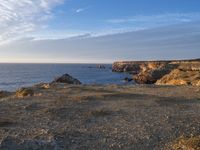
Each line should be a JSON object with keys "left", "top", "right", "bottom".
{"left": 156, "top": 68, "right": 200, "bottom": 86}
{"left": 97, "top": 65, "right": 106, "bottom": 69}
{"left": 16, "top": 88, "right": 34, "bottom": 98}
{"left": 113, "top": 59, "right": 200, "bottom": 86}
{"left": 53, "top": 74, "right": 82, "bottom": 85}
{"left": 35, "top": 83, "right": 51, "bottom": 89}
{"left": 123, "top": 77, "right": 133, "bottom": 82}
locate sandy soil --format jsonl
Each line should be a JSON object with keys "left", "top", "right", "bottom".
{"left": 0, "top": 84, "right": 200, "bottom": 150}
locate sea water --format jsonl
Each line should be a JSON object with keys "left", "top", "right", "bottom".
{"left": 0, "top": 63, "right": 131, "bottom": 91}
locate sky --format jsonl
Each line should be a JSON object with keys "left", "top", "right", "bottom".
{"left": 0, "top": 0, "right": 200, "bottom": 63}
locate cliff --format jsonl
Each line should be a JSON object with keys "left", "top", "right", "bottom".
{"left": 112, "top": 59, "right": 200, "bottom": 86}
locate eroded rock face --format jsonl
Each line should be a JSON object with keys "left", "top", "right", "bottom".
{"left": 112, "top": 61, "right": 171, "bottom": 72}
{"left": 133, "top": 68, "right": 170, "bottom": 84}
{"left": 53, "top": 74, "right": 81, "bottom": 85}
{"left": 133, "top": 63, "right": 175, "bottom": 84}
{"left": 113, "top": 59, "right": 200, "bottom": 86}
{"left": 156, "top": 69, "right": 200, "bottom": 86}
{"left": 112, "top": 61, "right": 146, "bottom": 73}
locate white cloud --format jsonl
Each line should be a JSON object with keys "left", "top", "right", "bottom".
{"left": 75, "top": 6, "right": 90, "bottom": 13}
{"left": 0, "top": 0, "right": 63, "bottom": 44}
{"left": 1, "top": 22, "right": 200, "bottom": 63}
{"left": 75, "top": 8, "right": 84, "bottom": 13}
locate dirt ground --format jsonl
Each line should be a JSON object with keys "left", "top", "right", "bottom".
{"left": 0, "top": 83, "right": 200, "bottom": 150}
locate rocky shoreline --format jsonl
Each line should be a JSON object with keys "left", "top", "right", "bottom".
{"left": 112, "top": 59, "right": 200, "bottom": 86}
{"left": 0, "top": 71, "right": 200, "bottom": 149}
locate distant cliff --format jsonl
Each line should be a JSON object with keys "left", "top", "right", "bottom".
{"left": 112, "top": 59, "right": 200, "bottom": 86}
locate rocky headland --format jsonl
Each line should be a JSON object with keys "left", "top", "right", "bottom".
{"left": 112, "top": 59, "right": 200, "bottom": 86}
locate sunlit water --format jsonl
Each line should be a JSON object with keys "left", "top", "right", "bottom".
{"left": 0, "top": 63, "right": 131, "bottom": 91}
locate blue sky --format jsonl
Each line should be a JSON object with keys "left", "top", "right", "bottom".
{"left": 0, "top": 0, "right": 200, "bottom": 63}
{"left": 41, "top": 0, "right": 200, "bottom": 38}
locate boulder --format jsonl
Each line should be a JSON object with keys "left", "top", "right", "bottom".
{"left": 53, "top": 74, "right": 81, "bottom": 85}
{"left": 123, "top": 77, "right": 133, "bottom": 82}
{"left": 97, "top": 65, "right": 106, "bottom": 69}
{"left": 192, "top": 80, "right": 200, "bottom": 86}
{"left": 16, "top": 88, "right": 34, "bottom": 98}
{"left": 34, "top": 83, "right": 51, "bottom": 89}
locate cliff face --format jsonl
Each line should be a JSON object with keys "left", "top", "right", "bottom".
{"left": 112, "top": 61, "right": 170, "bottom": 73}
{"left": 112, "top": 59, "right": 200, "bottom": 86}
{"left": 156, "top": 63, "right": 200, "bottom": 86}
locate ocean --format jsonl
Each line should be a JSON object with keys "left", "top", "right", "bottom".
{"left": 0, "top": 63, "right": 131, "bottom": 91}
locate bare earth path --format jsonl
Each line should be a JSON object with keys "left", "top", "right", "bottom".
{"left": 0, "top": 84, "right": 200, "bottom": 150}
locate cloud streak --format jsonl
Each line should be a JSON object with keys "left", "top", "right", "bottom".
{"left": 0, "top": 22, "right": 199, "bottom": 63}
{"left": 0, "top": 0, "right": 63, "bottom": 44}
{"left": 75, "top": 6, "right": 90, "bottom": 13}
{"left": 107, "top": 13, "right": 200, "bottom": 27}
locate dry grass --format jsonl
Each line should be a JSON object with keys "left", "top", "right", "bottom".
{"left": 1, "top": 83, "right": 200, "bottom": 149}
{"left": 169, "top": 136, "right": 200, "bottom": 150}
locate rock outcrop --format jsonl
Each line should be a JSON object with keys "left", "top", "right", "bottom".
{"left": 53, "top": 74, "right": 81, "bottom": 85}
{"left": 133, "top": 68, "right": 170, "bottom": 84}
{"left": 123, "top": 77, "right": 133, "bottom": 82}
{"left": 112, "top": 59, "right": 200, "bottom": 86}
{"left": 16, "top": 88, "right": 34, "bottom": 98}
{"left": 35, "top": 83, "right": 51, "bottom": 89}
{"left": 97, "top": 65, "right": 106, "bottom": 69}
{"left": 156, "top": 68, "right": 200, "bottom": 86}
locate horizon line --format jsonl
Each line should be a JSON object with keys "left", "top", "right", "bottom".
{"left": 0, "top": 62, "right": 113, "bottom": 65}
{"left": 0, "top": 57, "right": 199, "bottom": 64}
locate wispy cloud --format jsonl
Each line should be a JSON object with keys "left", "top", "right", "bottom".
{"left": 0, "top": 0, "right": 64, "bottom": 44}
{"left": 1, "top": 22, "right": 200, "bottom": 63}
{"left": 75, "top": 6, "right": 90, "bottom": 13}
{"left": 107, "top": 13, "right": 200, "bottom": 25}
{"left": 75, "top": 8, "right": 85, "bottom": 13}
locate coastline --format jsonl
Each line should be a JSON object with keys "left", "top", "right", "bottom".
{"left": 0, "top": 59, "right": 200, "bottom": 149}
{"left": 112, "top": 59, "right": 200, "bottom": 86}
{"left": 1, "top": 0, "right": 199, "bottom": 149}
{"left": 0, "top": 63, "right": 127, "bottom": 91}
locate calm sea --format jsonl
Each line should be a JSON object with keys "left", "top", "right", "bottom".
{"left": 0, "top": 63, "right": 131, "bottom": 91}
